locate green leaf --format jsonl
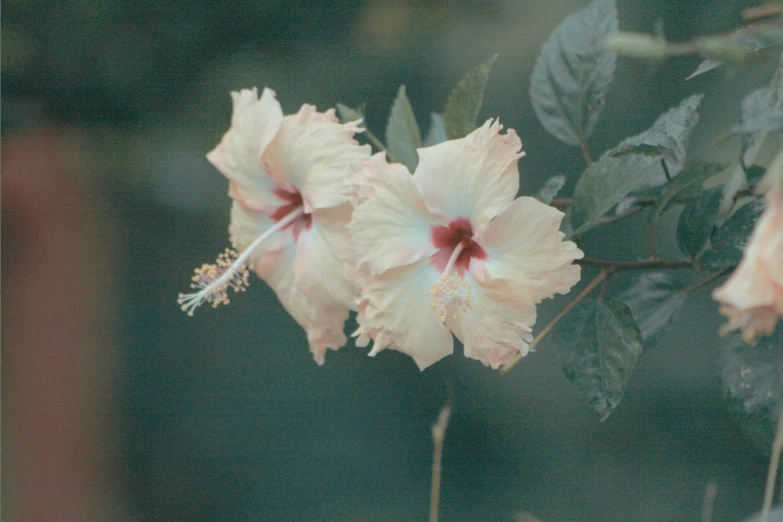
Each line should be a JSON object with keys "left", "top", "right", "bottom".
{"left": 385, "top": 85, "right": 422, "bottom": 173}
{"left": 618, "top": 273, "right": 687, "bottom": 347}
{"left": 423, "top": 112, "right": 447, "bottom": 147}
{"left": 336, "top": 103, "right": 365, "bottom": 125}
{"left": 701, "top": 197, "right": 765, "bottom": 269}
{"left": 552, "top": 298, "right": 644, "bottom": 418}
{"left": 745, "top": 164, "right": 767, "bottom": 188}
{"left": 570, "top": 153, "right": 660, "bottom": 235}
{"left": 650, "top": 160, "right": 727, "bottom": 224}
{"left": 536, "top": 175, "right": 566, "bottom": 204}
{"left": 529, "top": 0, "right": 618, "bottom": 146}
{"left": 444, "top": 54, "right": 498, "bottom": 140}
{"left": 719, "top": 326, "right": 783, "bottom": 454}
{"left": 676, "top": 186, "right": 723, "bottom": 258}
{"left": 611, "top": 95, "right": 704, "bottom": 164}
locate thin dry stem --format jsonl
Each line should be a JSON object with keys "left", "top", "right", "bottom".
{"left": 701, "top": 479, "right": 718, "bottom": 522}
{"left": 501, "top": 269, "right": 612, "bottom": 375}
{"left": 429, "top": 406, "right": 451, "bottom": 522}
{"left": 762, "top": 403, "right": 783, "bottom": 521}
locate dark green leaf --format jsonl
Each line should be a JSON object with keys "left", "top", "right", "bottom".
{"left": 612, "top": 95, "right": 703, "bottom": 164}
{"left": 553, "top": 298, "right": 644, "bottom": 418}
{"left": 745, "top": 164, "right": 767, "bottom": 188}
{"left": 618, "top": 273, "right": 687, "bottom": 347}
{"left": 719, "top": 326, "right": 783, "bottom": 454}
{"left": 423, "top": 112, "right": 447, "bottom": 147}
{"left": 570, "top": 153, "right": 660, "bottom": 235}
{"left": 685, "top": 58, "right": 722, "bottom": 80}
{"left": 444, "top": 54, "right": 497, "bottom": 139}
{"left": 729, "top": 107, "right": 783, "bottom": 136}
{"left": 536, "top": 175, "right": 566, "bottom": 204}
{"left": 701, "top": 197, "right": 765, "bottom": 269}
{"left": 676, "top": 186, "right": 723, "bottom": 258}
{"left": 336, "top": 103, "right": 365, "bottom": 125}
{"left": 650, "top": 160, "right": 727, "bottom": 223}
{"left": 742, "top": 87, "right": 778, "bottom": 126}
{"left": 529, "top": 0, "right": 618, "bottom": 146}
{"left": 385, "top": 85, "right": 421, "bottom": 173}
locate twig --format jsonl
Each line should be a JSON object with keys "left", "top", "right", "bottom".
{"left": 430, "top": 406, "right": 451, "bottom": 522}
{"left": 679, "top": 269, "right": 731, "bottom": 295}
{"left": 580, "top": 141, "right": 594, "bottom": 166}
{"left": 761, "top": 402, "right": 783, "bottom": 522}
{"left": 576, "top": 258, "right": 694, "bottom": 270}
{"left": 501, "top": 269, "right": 612, "bottom": 375}
{"left": 701, "top": 480, "right": 718, "bottom": 522}
{"left": 548, "top": 196, "right": 658, "bottom": 208}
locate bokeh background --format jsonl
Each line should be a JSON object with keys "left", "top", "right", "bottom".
{"left": 1, "top": 0, "right": 775, "bottom": 520}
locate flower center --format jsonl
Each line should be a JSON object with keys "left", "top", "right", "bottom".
{"left": 271, "top": 186, "right": 312, "bottom": 240}
{"left": 427, "top": 217, "right": 486, "bottom": 321}
{"left": 430, "top": 217, "right": 487, "bottom": 277}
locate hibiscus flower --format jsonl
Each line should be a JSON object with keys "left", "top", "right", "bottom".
{"left": 178, "top": 87, "right": 371, "bottom": 365}
{"left": 347, "top": 119, "right": 583, "bottom": 370}
{"left": 712, "top": 181, "right": 783, "bottom": 343}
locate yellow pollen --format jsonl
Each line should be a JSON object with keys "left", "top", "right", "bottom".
{"left": 177, "top": 248, "right": 250, "bottom": 316}
{"left": 427, "top": 274, "right": 472, "bottom": 320}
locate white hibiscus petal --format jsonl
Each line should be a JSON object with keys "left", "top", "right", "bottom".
{"left": 263, "top": 104, "right": 371, "bottom": 211}
{"left": 207, "top": 87, "right": 283, "bottom": 211}
{"left": 477, "top": 196, "right": 583, "bottom": 303}
{"left": 449, "top": 272, "right": 537, "bottom": 369}
{"left": 414, "top": 118, "right": 524, "bottom": 229}
{"left": 357, "top": 260, "right": 454, "bottom": 370}
{"left": 347, "top": 153, "right": 440, "bottom": 276}
{"left": 293, "top": 203, "right": 355, "bottom": 310}
{"left": 229, "top": 201, "right": 348, "bottom": 364}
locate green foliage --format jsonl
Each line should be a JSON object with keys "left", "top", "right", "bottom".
{"left": 570, "top": 96, "right": 710, "bottom": 235}
{"left": 618, "top": 273, "right": 686, "bottom": 347}
{"left": 611, "top": 95, "right": 703, "bottom": 164}
{"left": 728, "top": 86, "right": 783, "bottom": 137}
{"left": 385, "top": 85, "right": 422, "bottom": 173}
{"left": 444, "top": 54, "right": 498, "bottom": 140}
{"left": 719, "top": 326, "right": 783, "bottom": 454}
{"left": 536, "top": 175, "right": 566, "bottom": 205}
{"left": 529, "top": 0, "right": 618, "bottom": 146}
{"left": 423, "top": 112, "right": 447, "bottom": 147}
{"left": 570, "top": 153, "right": 659, "bottom": 235}
{"left": 336, "top": 103, "right": 365, "bottom": 126}
{"left": 553, "top": 298, "right": 644, "bottom": 419}
{"left": 687, "top": 26, "right": 783, "bottom": 79}
{"left": 676, "top": 186, "right": 723, "bottom": 259}
{"left": 650, "top": 160, "right": 726, "bottom": 224}
{"left": 701, "top": 197, "right": 766, "bottom": 269}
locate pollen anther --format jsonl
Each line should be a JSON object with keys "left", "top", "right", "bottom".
{"left": 177, "top": 248, "right": 250, "bottom": 316}
{"left": 427, "top": 273, "right": 472, "bottom": 320}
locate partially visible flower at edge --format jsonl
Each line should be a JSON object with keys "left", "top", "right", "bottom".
{"left": 178, "top": 87, "right": 371, "bottom": 365}
{"left": 712, "top": 151, "right": 783, "bottom": 343}
{"left": 346, "top": 119, "right": 584, "bottom": 370}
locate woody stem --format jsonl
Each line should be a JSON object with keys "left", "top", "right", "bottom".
{"left": 500, "top": 269, "right": 612, "bottom": 375}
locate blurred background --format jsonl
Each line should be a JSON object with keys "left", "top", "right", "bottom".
{"left": 1, "top": 0, "right": 775, "bottom": 520}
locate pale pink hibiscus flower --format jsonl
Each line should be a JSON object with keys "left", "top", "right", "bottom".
{"left": 178, "top": 87, "right": 371, "bottom": 364}
{"left": 712, "top": 185, "right": 783, "bottom": 343}
{"left": 347, "top": 119, "right": 583, "bottom": 370}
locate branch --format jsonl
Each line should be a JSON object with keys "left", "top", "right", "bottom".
{"left": 577, "top": 258, "right": 694, "bottom": 270}
{"left": 762, "top": 402, "right": 783, "bottom": 522}
{"left": 501, "top": 269, "right": 612, "bottom": 375}
{"left": 429, "top": 406, "right": 451, "bottom": 522}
